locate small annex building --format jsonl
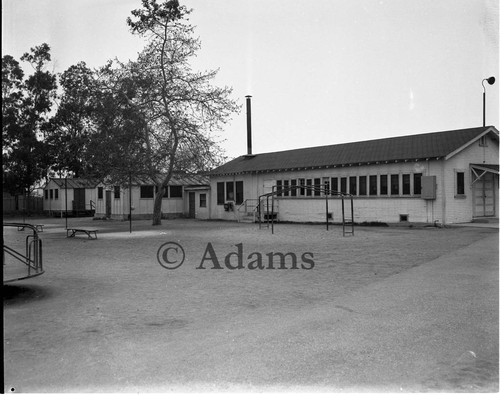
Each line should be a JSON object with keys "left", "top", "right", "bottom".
{"left": 209, "top": 126, "right": 499, "bottom": 225}
{"left": 43, "top": 178, "right": 97, "bottom": 216}
{"left": 94, "top": 173, "right": 210, "bottom": 220}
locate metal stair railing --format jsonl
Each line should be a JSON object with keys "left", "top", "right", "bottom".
{"left": 235, "top": 199, "right": 260, "bottom": 222}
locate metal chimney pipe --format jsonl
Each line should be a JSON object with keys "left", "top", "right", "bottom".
{"left": 246, "top": 95, "right": 252, "bottom": 155}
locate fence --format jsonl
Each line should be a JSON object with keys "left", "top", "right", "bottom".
{"left": 3, "top": 195, "right": 44, "bottom": 214}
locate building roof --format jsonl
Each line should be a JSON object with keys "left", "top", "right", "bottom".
{"left": 47, "top": 173, "right": 209, "bottom": 189}
{"left": 130, "top": 173, "right": 209, "bottom": 186}
{"left": 210, "top": 126, "right": 499, "bottom": 176}
{"left": 48, "top": 178, "right": 98, "bottom": 189}
{"left": 471, "top": 163, "right": 499, "bottom": 174}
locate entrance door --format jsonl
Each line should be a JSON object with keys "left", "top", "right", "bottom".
{"left": 105, "top": 191, "right": 112, "bottom": 218}
{"left": 473, "top": 172, "right": 496, "bottom": 217}
{"left": 74, "top": 188, "right": 86, "bottom": 211}
{"left": 188, "top": 192, "right": 196, "bottom": 218}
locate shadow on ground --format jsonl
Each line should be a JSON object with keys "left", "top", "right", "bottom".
{"left": 3, "top": 284, "right": 52, "bottom": 306}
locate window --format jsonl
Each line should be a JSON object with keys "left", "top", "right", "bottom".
{"left": 276, "top": 180, "right": 283, "bottom": 197}
{"left": 306, "top": 179, "right": 312, "bottom": 196}
{"left": 479, "top": 136, "right": 488, "bottom": 146}
{"left": 323, "top": 177, "right": 330, "bottom": 196}
{"left": 340, "top": 177, "right": 347, "bottom": 194}
{"left": 170, "top": 186, "right": 183, "bottom": 198}
{"left": 380, "top": 175, "right": 388, "bottom": 195}
{"left": 54, "top": 189, "right": 59, "bottom": 199}
{"left": 299, "top": 179, "right": 305, "bottom": 196}
{"left": 456, "top": 172, "right": 465, "bottom": 195}
{"left": 391, "top": 174, "right": 399, "bottom": 195}
{"left": 369, "top": 175, "right": 377, "bottom": 196}
{"left": 349, "top": 176, "right": 357, "bottom": 195}
{"left": 413, "top": 173, "right": 422, "bottom": 195}
{"left": 331, "top": 177, "right": 338, "bottom": 195}
{"left": 226, "top": 181, "right": 234, "bottom": 201}
{"left": 235, "top": 181, "right": 243, "bottom": 204}
{"left": 200, "top": 193, "right": 207, "bottom": 208}
{"left": 402, "top": 174, "right": 410, "bottom": 195}
{"left": 283, "top": 180, "right": 289, "bottom": 197}
{"left": 50, "top": 189, "right": 53, "bottom": 199}
{"left": 291, "top": 180, "right": 297, "bottom": 197}
{"left": 314, "top": 178, "right": 321, "bottom": 196}
{"left": 45, "top": 190, "right": 48, "bottom": 199}
{"left": 98, "top": 187, "right": 103, "bottom": 199}
{"left": 217, "top": 182, "right": 224, "bottom": 205}
{"left": 359, "top": 176, "right": 367, "bottom": 196}
{"left": 114, "top": 186, "right": 120, "bottom": 199}
{"left": 140, "top": 185, "right": 154, "bottom": 198}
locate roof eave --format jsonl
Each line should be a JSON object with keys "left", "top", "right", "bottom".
{"left": 209, "top": 157, "right": 443, "bottom": 177}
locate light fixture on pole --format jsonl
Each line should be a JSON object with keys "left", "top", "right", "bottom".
{"left": 482, "top": 76, "right": 495, "bottom": 127}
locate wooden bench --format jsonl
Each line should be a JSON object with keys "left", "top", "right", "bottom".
{"left": 66, "top": 228, "right": 98, "bottom": 240}
{"left": 17, "top": 224, "right": 44, "bottom": 232}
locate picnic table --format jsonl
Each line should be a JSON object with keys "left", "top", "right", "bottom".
{"left": 66, "top": 228, "right": 98, "bottom": 240}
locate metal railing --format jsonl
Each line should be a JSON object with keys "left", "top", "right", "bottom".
{"left": 3, "top": 223, "right": 44, "bottom": 283}
{"left": 235, "top": 199, "right": 260, "bottom": 222}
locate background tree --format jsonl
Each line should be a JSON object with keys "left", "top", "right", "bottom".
{"left": 45, "top": 62, "right": 97, "bottom": 177}
{"left": 2, "top": 44, "right": 57, "bottom": 205}
{"left": 116, "top": 0, "right": 240, "bottom": 225}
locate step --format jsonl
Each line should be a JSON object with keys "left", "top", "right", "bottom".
{"left": 239, "top": 215, "right": 255, "bottom": 223}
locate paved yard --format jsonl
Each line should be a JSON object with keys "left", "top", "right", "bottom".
{"left": 3, "top": 217, "right": 499, "bottom": 392}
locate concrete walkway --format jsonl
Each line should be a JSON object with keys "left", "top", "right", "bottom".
{"left": 454, "top": 217, "right": 499, "bottom": 229}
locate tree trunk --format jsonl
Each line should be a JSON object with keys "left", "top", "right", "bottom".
{"left": 152, "top": 186, "right": 163, "bottom": 225}
{"left": 152, "top": 174, "right": 173, "bottom": 226}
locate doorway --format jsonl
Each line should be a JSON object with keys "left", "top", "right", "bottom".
{"left": 74, "top": 188, "right": 86, "bottom": 212}
{"left": 105, "top": 190, "right": 112, "bottom": 218}
{"left": 188, "top": 192, "right": 196, "bottom": 218}
{"left": 473, "top": 172, "right": 496, "bottom": 217}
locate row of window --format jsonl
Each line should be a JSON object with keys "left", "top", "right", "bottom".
{"left": 44, "top": 189, "right": 59, "bottom": 199}
{"left": 96, "top": 186, "right": 183, "bottom": 199}
{"left": 274, "top": 173, "right": 423, "bottom": 197}
{"left": 217, "top": 181, "right": 244, "bottom": 205}
{"left": 45, "top": 186, "right": 184, "bottom": 200}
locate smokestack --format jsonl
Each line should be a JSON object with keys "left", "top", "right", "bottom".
{"left": 246, "top": 95, "right": 252, "bottom": 155}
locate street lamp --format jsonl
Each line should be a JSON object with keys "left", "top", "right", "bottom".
{"left": 482, "top": 76, "right": 495, "bottom": 127}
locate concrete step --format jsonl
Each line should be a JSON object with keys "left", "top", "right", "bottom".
{"left": 239, "top": 214, "right": 255, "bottom": 223}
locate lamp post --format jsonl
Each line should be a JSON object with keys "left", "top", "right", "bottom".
{"left": 482, "top": 76, "right": 495, "bottom": 127}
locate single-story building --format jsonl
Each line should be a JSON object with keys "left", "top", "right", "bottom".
{"left": 94, "top": 173, "right": 210, "bottom": 220}
{"left": 43, "top": 178, "right": 98, "bottom": 216}
{"left": 208, "top": 126, "right": 499, "bottom": 225}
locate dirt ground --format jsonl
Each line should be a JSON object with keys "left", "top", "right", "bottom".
{"left": 3, "top": 216, "right": 499, "bottom": 392}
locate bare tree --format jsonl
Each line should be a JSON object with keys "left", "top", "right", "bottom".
{"left": 106, "top": 0, "right": 240, "bottom": 225}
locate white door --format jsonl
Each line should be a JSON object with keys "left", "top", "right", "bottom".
{"left": 473, "top": 172, "right": 496, "bottom": 217}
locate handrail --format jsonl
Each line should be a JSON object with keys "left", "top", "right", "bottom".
{"left": 235, "top": 199, "right": 259, "bottom": 222}
{"left": 3, "top": 222, "right": 44, "bottom": 283}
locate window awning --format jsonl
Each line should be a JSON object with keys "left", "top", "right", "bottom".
{"left": 470, "top": 163, "right": 499, "bottom": 185}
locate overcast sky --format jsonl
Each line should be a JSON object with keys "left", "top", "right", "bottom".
{"left": 2, "top": 0, "right": 499, "bottom": 159}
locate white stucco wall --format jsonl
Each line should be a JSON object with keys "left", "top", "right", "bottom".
{"left": 209, "top": 134, "right": 499, "bottom": 224}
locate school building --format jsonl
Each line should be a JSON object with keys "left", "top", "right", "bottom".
{"left": 94, "top": 173, "right": 209, "bottom": 220}
{"left": 43, "top": 178, "right": 97, "bottom": 216}
{"left": 209, "top": 126, "right": 499, "bottom": 225}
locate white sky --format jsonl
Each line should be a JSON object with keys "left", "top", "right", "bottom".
{"left": 2, "top": 0, "right": 499, "bottom": 159}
